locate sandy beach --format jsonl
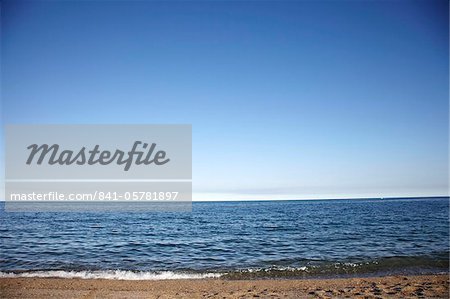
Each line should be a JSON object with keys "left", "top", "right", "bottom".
{"left": 0, "top": 274, "right": 448, "bottom": 299}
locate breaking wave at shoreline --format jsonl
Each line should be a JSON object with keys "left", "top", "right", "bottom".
{"left": 0, "top": 270, "right": 223, "bottom": 280}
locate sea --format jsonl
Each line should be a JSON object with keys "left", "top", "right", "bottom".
{"left": 0, "top": 197, "right": 448, "bottom": 280}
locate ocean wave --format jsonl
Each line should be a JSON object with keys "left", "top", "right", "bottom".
{"left": 220, "top": 258, "right": 450, "bottom": 279}
{"left": 0, "top": 270, "right": 223, "bottom": 280}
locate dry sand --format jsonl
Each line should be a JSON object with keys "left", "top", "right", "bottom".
{"left": 0, "top": 274, "right": 448, "bottom": 298}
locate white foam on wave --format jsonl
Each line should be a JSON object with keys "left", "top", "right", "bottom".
{"left": 0, "top": 270, "right": 223, "bottom": 280}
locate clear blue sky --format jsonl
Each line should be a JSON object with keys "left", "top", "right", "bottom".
{"left": 2, "top": 0, "right": 448, "bottom": 200}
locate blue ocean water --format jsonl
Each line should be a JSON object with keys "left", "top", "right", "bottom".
{"left": 0, "top": 197, "right": 448, "bottom": 279}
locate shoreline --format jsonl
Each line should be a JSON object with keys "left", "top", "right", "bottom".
{"left": 1, "top": 274, "right": 448, "bottom": 298}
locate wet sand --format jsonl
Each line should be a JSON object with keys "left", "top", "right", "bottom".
{"left": 0, "top": 274, "right": 448, "bottom": 298}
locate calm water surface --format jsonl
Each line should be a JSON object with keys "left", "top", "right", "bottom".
{"left": 0, "top": 197, "right": 448, "bottom": 279}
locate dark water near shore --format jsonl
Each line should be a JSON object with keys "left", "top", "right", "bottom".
{"left": 0, "top": 197, "right": 448, "bottom": 279}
